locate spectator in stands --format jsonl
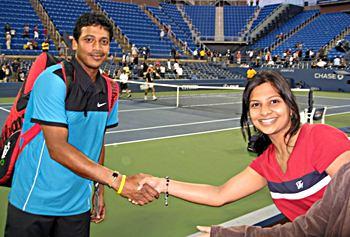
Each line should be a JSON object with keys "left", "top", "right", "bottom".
{"left": 256, "top": 0, "right": 259, "bottom": 7}
{"left": 167, "top": 58, "right": 172, "bottom": 72}
{"left": 0, "top": 65, "right": 6, "bottom": 82}
{"left": 196, "top": 160, "right": 350, "bottom": 237}
{"left": 200, "top": 48, "right": 206, "bottom": 60}
{"left": 139, "top": 71, "right": 350, "bottom": 224}
{"left": 58, "top": 40, "right": 67, "bottom": 58}
{"left": 144, "top": 65, "right": 158, "bottom": 101}
{"left": 4, "top": 23, "right": 11, "bottom": 36}
{"left": 183, "top": 41, "right": 188, "bottom": 53}
{"left": 176, "top": 64, "right": 183, "bottom": 79}
{"left": 11, "top": 59, "right": 20, "bottom": 82}
{"left": 316, "top": 58, "right": 327, "bottom": 68}
{"left": 23, "top": 40, "right": 33, "bottom": 50}
{"left": 309, "top": 49, "right": 315, "bottom": 59}
{"left": 246, "top": 66, "right": 257, "bottom": 80}
{"left": 173, "top": 60, "right": 179, "bottom": 73}
{"left": 333, "top": 56, "right": 341, "bottom": 68}
{"left": 121, "top": 53, "right": 127, "bottom": 66}
{"left": 193, "top": 48, "right": 199, "bottom": 59}
{"left": 339, "top": 57, "right": 347, "bottom": 69}
{"left": 304, "top": 49, "right": 310, "bottom": 61}
{"left": 131, "top": 44, "right": 139, "bottom": 65}
{"left": 236, "top": 51, "right": 241, "bottom": 65}
{"left": 22, "top": 24, "right": 30, "bottom": 38}
{"left": 141, "top": 46, "right": 148, "bottom": 60}
{"left": 160, "top": 29, "right": 165, "bottom": 41}
{"left": 5, "top": 32, "right": 11, "bottom": 50}
{"left": 10, "top": 28, "right": 16, "bottom": 38}
{"left": 159, "top": 64, "right": 166, "bottom": 78}
{"left": 33, "top": 24, "right": 39, "bottom": 40}
{"left": 249, "top": 0, "right": 254, "bottom": 6}
{"left": 41, "top": 39, "right": 49, "bottom": 52}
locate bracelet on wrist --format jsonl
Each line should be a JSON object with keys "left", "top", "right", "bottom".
{"left": 117, "top": 175, "right": 127, "bottom": 195}
{"left": 165, "top": 176, "right": 170, "bottom": 207}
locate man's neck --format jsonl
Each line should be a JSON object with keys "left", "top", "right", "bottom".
{"left": 75, "top": 57, "right": 98, "bottom": 81}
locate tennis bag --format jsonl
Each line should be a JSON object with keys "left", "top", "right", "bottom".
{"left": 0, "top": 52, "right": 118, "bottom": 187}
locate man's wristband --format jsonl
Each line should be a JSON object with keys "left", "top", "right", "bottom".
{"left": 117, "top": 175, "right": 127, "bottom": 195}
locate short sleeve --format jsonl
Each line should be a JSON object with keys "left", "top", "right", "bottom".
{"left": 30, "top": 70, "right": 68, "bottom": 127}
{"left": 106, "top": 101, "right": 119, "bottom": 129}
{"left": 249, "top": 152, "right": 268, "bottom": 178}
{"left": 310, "top": 124, "right": 350, "bottom": 173}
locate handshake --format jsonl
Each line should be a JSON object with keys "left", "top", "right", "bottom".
{"left": 114, "top": 173, "right": 165, "bottom": 206}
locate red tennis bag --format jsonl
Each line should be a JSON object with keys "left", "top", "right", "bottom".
{"left": 0, "top": 52, "right": 118, "bottom": 187}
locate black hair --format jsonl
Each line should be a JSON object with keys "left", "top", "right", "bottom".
{"left": 240, "top": 71, "right": 301, "bottom": 154}
{"left": 73, "top": 12, "right": 114, "bottom": 42}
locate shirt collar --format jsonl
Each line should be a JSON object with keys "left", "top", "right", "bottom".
{"left": 71, "top": 57, "right": 106, "bottom": 94}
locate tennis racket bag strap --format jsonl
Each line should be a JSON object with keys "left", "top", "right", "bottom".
{"left": 0, "top": 52, "right": 59, "bottom": 187}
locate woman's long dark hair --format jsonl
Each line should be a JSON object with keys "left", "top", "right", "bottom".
{"left": 240, "top": 71, "right": 301, "bottom": 154}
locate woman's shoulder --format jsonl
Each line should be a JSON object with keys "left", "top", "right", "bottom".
{"left": 301, "top": 123, "right": 347, "bottom": 140}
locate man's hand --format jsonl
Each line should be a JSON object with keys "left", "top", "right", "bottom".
{"left": 91, "top": 184, "right": 106, "bottom": 224}
{"left": 138, "top": 176, "right": 165, "bottom": 193}
{"left": 196, "top": 226, "right": 211, "bottom": 237}
{"left": 119, "top": 173, "right": 160, "bottom": 205}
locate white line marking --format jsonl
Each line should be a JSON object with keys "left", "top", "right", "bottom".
{"left": 327, "top": 104, "right": 350, "bottom": 109}
{"left": 107, "top": 118, "right": 240, "bottom": 134}
{"left": 120, "top": 106, "right": 176, "bottom": 112}
{"left": 0, "top": 107, "right": 10, "bottom": 112}
{"left": 326, "top": 111, "right": 350, "bottom": 116}
{"left": 105, "top": 127, "right": 240, "bottom": 146}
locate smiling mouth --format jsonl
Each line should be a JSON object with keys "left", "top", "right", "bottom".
{"left": 259, "top": 118, "right": 276, "bottom": 124}
{"left": 90, "top": 54, "right": 105, "bottom": 60}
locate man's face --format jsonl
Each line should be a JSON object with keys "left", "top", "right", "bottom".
{"left": 72, "top": 25, "right": 110, "bottom": 71}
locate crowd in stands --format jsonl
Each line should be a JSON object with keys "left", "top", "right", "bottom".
{"left": 3, "top": 23, "right": 51, "bottom": 52}
{"left": 0, "top": 55, "right": 31, "bottom": 83}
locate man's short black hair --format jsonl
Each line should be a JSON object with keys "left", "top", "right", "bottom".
{"left": 73, "top": 12, "right": 114, "bottom": 42}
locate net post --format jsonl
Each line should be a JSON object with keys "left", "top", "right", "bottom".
{"left": 176, "top": 86, "right": 180, "bottom": 108}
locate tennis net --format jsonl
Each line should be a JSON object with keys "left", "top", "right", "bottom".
{"left": 115, "top": 79, "right": 311, "bottom": 110}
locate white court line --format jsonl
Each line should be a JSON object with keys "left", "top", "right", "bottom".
{"left": 0, "top": 107, "right": 10, "bottom": 112}
{"left": 326, "top": 111, "right": 350, "bottom": 117}
{"left": 105, "top": 127, "right": 240, "bottom": 146}
{"left": 107, "top": 118, "right": 240, "bottom": 134}
{"left": 327, "top": 104, "right": 350, "bottom": 109}
{"left": 120, "top": 106, "right": 175, "bottom": 112}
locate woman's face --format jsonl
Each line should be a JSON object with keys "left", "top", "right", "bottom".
{"left": 249, "top": 82, "right": 291, "bottom": 138}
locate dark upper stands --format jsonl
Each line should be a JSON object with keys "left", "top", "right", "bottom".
{"left": 273, "top": 12, "right": 350, "bottom": 56}
{"left": 251, "top": 10, "right": 319, "bottom": 50}
{"left": 96, "top": 0, "right": 176, "bottom": 58}
{"left": 148, "top": 3, "right": 197, "bottom": 51}
{"left": 250, "top": 4, "right": 280, "bottom": 31}
{"left": 0, "top": 0, "right": 56, "bottom": 55}
{"left": 40, "top": 0, "right": 121, "bottom": 56}
{"left": 224, "top": 6, "right": 256, "bottom": 39}
{"left": 184, "top": 5, "right": 215, "bottom": 40}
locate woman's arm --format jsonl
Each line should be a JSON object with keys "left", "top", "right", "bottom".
{"left": 142, "top": 167, "right": 267, "bottom": 206}
{"left": 326, "top": 151, "right": 350, "bottom": 177}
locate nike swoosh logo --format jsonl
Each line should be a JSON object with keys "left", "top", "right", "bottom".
{"left": 97, "top": 102, "right": 106, "bottom": 108}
